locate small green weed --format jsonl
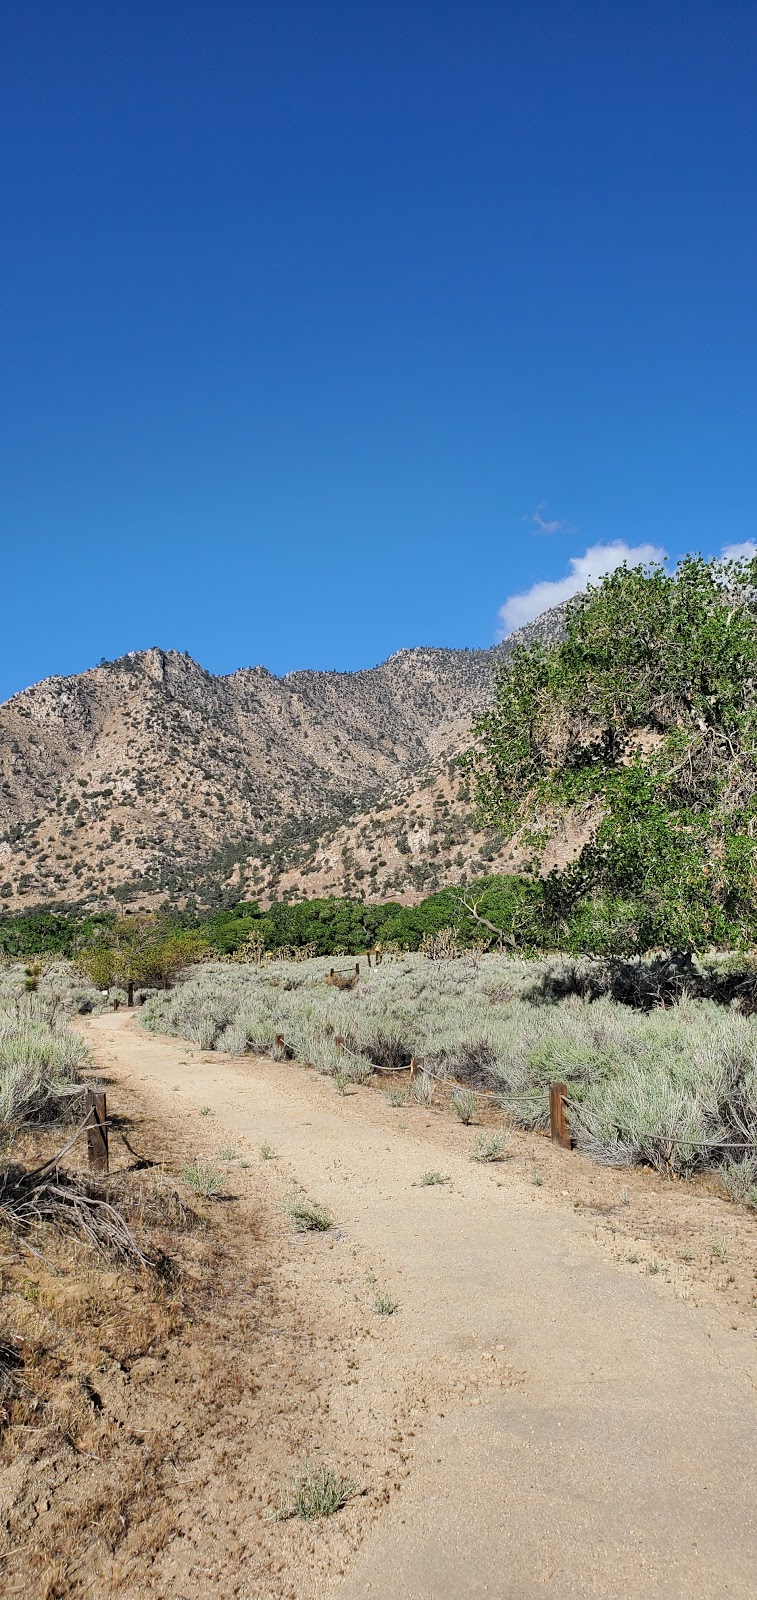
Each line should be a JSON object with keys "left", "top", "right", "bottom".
{"left": 274, "top": 1462, "right": 355, "bottom": 1521}
{"left": 284, "top": 1195, "right": 333, "bottom": 1232}
{"left": 181, "top": 1161, "right": 223, "bottom": 1198}
{"left": 471, "top": 1131, "right": 509, "bottom": 1163}
{"left": 199, "top": 1106, "right": 214, "bottom": 1117}
{"left": 374, "top": 1294, "right": 399, "bottom": 1316}
{"left": 451, "top": 1088, "right": 477, "bottom": 1125}
{"left": 385, "top": 1086, "right": 407, "bottom": 1107}
{"left": 259, "top": 1142, "right": 278, "bottom": 1161}
{"left": 417, "top": 1170, "right": 448, "bottom": 1186}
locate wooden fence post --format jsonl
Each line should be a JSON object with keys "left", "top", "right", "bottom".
{"left": 335, "top": 1035, "right": 344, "bottom": 1057}
{"left": 274, "top": 1033, "right": 285, "bottom": 1054}
{"left": 355, "top": 962, "right": 360, "bottom": 977}
{"left": 366, "top": 950, "right": 372, "bottom": 968}
{"left": 127, "top": 980, "right": 134, "bottom": 1008}
{"left": 85, "top": 1089, "right": 109, "bottom": 1173}
{"left": 549, "top": 1081, "right": 571, "bottom": 1149}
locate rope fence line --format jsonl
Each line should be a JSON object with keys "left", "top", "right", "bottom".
{"left": 323, "top": 1045, "right": 757, "bottom": 1152}
{"left": 373, "top": 1058, "right": 509, "bottom": 1102}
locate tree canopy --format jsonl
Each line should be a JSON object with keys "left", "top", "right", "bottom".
{"left": 469, "top": 554, "right": 757, "bottom": 952}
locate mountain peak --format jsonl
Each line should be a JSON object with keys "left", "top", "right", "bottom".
{"left": 0, "top": 604, "right": 567, "bottom": 915}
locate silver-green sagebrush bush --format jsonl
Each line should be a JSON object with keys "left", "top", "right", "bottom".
{"left": 471, "top": 1131, "right": 509, "bottom": 1162}
{"left": 0, "top": 969, "right": 100, "bottom": 1129}
{"left": 140, "top": 954, "right": 757, "bottom": 1190}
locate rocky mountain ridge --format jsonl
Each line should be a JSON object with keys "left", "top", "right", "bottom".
{"left": 0, "top": 606, "right": 565, "bottom": 913}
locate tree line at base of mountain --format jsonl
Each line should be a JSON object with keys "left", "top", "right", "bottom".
{"left": 0, "top": 879, "right": 532, "bottom": 975}
{"left": 3, "top": 867, "right": 757, "bottom": 994}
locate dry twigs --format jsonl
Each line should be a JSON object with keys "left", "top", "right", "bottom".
{"left": 0, "top": 1155, "right": 153, "bottom": 1270}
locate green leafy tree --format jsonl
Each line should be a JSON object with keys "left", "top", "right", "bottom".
{"left": 468, "top": 554, "right": 757, "bottom": 952}
{"left": 76, "top": 914, "right": 210, "bottom": 988}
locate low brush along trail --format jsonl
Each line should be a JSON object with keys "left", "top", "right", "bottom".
{"left": 86, "top": 1011, "right": 755, "bottom": 1600}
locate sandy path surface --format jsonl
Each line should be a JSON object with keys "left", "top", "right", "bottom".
{"left": 88, "top": 1012, "right": 756, "bottom": 1600}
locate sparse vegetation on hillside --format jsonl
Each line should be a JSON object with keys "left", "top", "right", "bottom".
{"left": 0, "top": 611, "right": 565, "bottom": 916}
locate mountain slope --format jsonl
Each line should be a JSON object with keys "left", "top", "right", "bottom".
{"left": 0, "top": 608, "right": 564, "bottom": 912}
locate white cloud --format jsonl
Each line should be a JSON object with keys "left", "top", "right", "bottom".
{"left": 498, "top": 540, "right": 668, "bottom": 636}
{"left": 532, "top": 509, "right": 563, "bottom": 535}
{"left": 527, "top": 501, "right": 572, "bottom": 536}
{"left": 720, "top": 540, "right": 756, "bottom": 562}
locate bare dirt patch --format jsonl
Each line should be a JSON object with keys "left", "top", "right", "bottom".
{"left": 392, "top": 1071, "right": 757, "bottom": 1335}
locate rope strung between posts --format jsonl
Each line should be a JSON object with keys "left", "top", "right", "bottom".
{"left": 353, "top": 1057, "right": 527, "bottom": 1104}
{"left": 281, "top": 1040, "right": 757, "bottom": 1147}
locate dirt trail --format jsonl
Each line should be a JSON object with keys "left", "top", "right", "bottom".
{"left": 88, "top": 1012, "right": 756, "bottom": 1600}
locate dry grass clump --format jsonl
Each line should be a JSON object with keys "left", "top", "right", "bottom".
{"left": 180, "top": 1160, "right": 224, "bottom": 1198}
{"left": 0, "top": 1159, "right": 153, "bottom": 1267}
{"left": 0, "top": 1150, "right": 245, "bottom": 1600}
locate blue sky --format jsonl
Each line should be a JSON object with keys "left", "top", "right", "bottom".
{"left": 2, "top": 1, "right": 756, "bottom": 702}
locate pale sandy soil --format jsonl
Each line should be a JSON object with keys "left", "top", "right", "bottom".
{"left": 75, "top": 1011, "right": 756, "bottom": 1600}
